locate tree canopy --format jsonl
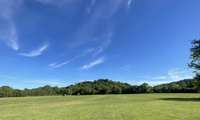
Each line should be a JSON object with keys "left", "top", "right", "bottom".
{"left": 189, "top": 39, "right": 200, "bottom": 90}
{"left": 0, "top": 79, "right": 199, "bottom": 98}
{"left": 190, "top": 40, "right": 200, "bottom": 71}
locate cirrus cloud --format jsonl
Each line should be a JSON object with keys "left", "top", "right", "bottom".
{"left": 81, "top": 57, "right": 105, "bottom": 70}
{"left": 0, "top": 0, "right": 23, "bottom": 51}
{"left": 19, "top": 43, "right": 49, "bottom": 57}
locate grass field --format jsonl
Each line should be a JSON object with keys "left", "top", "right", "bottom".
{"left": 0, "top": 94, "right": 200, "bottom": 120}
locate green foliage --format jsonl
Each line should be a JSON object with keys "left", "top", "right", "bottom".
{"left": 189, "top": 39, "right": 200, "bottom": 90}
{"left": 153, "top": 79, "right": 198, "bottom": 93}
{"left": 0, "top": 79, "right": 199, "bottom": 97}
{"left": 63, "top": 79, "right": 132, "bottom": 95}
{"left": 190, "top": 40, "right": 200, "bottom": 71}
{"left": 0, "top": 85, "right": 61, "bottom": 97}
{"left": 137, "top": 83, "right": 153, "bottom": 93}
{"left": 0, "top": 86, "right": 14, "bottom": 97}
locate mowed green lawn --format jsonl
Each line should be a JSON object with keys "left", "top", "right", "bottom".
{"left": 0, "top": 94, "right": 200, "bottom": 120}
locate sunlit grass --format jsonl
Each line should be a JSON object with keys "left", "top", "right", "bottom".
{"left": 0, "top": 94, "right": 200, "bottom": 120}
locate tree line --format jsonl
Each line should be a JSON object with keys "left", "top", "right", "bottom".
{"left": 0, "top": 79, "right": 151, "bottom": 97}
{"left": 0, "top": 78, "right": 199, "bottom": 97}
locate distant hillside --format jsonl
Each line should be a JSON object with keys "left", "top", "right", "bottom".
{"left": 153, "top": 79, "right": 198, "bottom": 93}
{"left": 0, "top": 79, "right": 199, "bottom": 97}
{"left": 64, "top": 79, "right": 133, "bottom": 95}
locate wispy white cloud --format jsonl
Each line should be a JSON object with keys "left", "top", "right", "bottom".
{"left": 151, "top": 76, "right": 168, "bottom": 80}
{"left": 81, "top": 57, "right": 105, "bottom": 70}
{"left": 35, "top": 0, "right": 56, "bottom": 4}
{"left": 49, "top": 60, "right": 72, "bottom": 69}
{"left": 49, "top": 32, "right": 111, "bottom": 69}
{"left": 127, "top": 0, "right": 134, "bottom": 9}
{"left": 19, "top": 43, "right": 49, "bottom": 57}
{"left": 2, "top": 23, "right": 19, "bottom": 50}
{"left": 0, "top": 74, "right": 66, "bottom": 88}
{"left": 0, "top": 0, "right": 23, "bottom": 51}
{"left": 50, "top": 32, "right": 111, "bottom": 69}
{"left": 49, "top": 48, "right": 95, "bottom": 69}
{"left": 0, "top": 0, "right": 23, "bottom": 19}
{"left": 153, "top": 69, "right": 194, "bottom": 82}
{"left": 135, "top": 68, "right": 194, "bottom": 85}
{"left": 23, "top": 79, "right": 66, "bottom": 87}
{"left": 35, "top": 0, "right": 76, "bottom": 7}
{"left": 92, "top": 32, "right": 113, "bottom": 57}
{"left": 167, "top": 69, "right": 194, "bottom": 81}
{"left": 69, "top": 0, "right": 130, "bottom": 48}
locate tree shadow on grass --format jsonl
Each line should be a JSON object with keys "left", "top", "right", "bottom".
{"left": 159, "top": 98, "right": 200, "bottom": 102}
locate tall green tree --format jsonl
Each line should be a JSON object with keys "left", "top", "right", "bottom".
{"left": 189, "top": 39, "right": 200, "bottom": 91}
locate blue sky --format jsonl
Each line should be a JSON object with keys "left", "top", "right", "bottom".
{"left": 0, "top": 0, "right": 200, "bottom": 89}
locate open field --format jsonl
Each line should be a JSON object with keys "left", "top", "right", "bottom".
{"left": 0, "top": 94, "right": 200, "bottom": 120}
